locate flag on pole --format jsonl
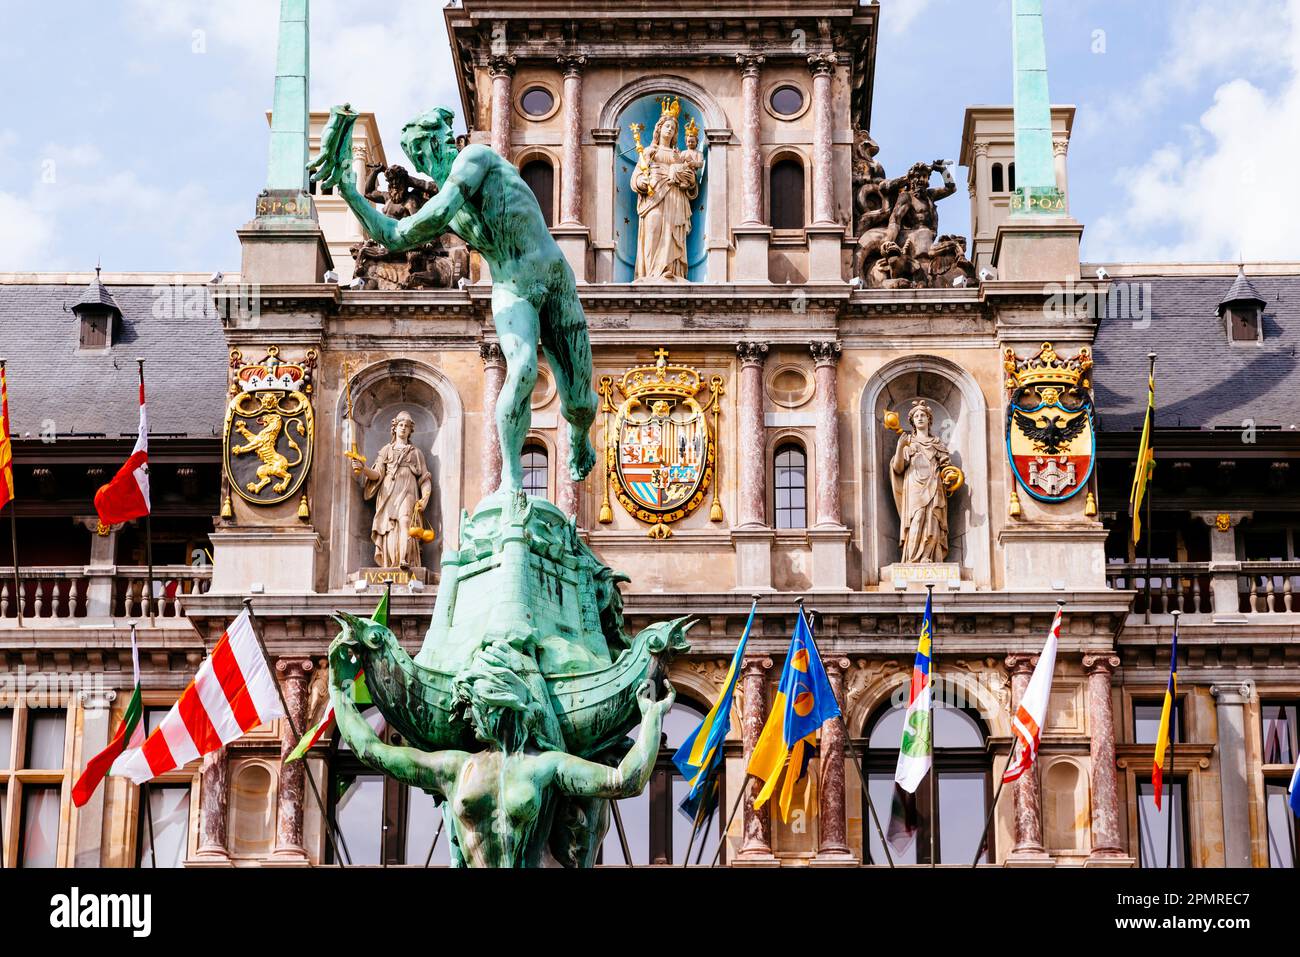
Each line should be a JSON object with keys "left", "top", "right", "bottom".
{"left": 0, "top": 362, "right": 13, "bottom": 513}
{"left": 1152, "top": 616, "right": 1179, "bottom": 809}
{"left": 1129, "top": 361, "right": 1155, "bottom": 544}
{"left": 894, "top": 592, "right": 934, "bottom": 793}
{"left": 748, "top": 609, "right": 840, "bottom": 823}
{"left": 72, "top": 625, "right": 147, "bottom": 806}
{"left": 110, "top": 608, "right": 284, "bottom": 784}
{"left": 94, "top": 376, "right": 150, "bottom": 526}
{"left": 285, "top": 589, "right": 385, "bottom": 763}
{"left": 1002, "top": 604, "right": 1063, "bottom": 783}
{"left": 1289, "top": 755, "right": 1299, "bottom": 819}
{"left": 672, "top": 600, "right": 755, "bottom": 821}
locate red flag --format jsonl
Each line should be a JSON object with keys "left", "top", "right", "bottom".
{"left": 94, "top": 378, "right": 150, "bottom": 526}
{"left": 0, "top": 362, "right": 13, "bottom": 513}
{"left": 73, "top": 626, "right": 146, "bottom": 807}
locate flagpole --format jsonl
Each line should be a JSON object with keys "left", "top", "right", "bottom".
{"left": 137, "top": 359, "right": 156, "bottom": 626}
{"left": 710, "top": 783, "right": 747, "bottom": 867}
{"left": 692, "top": 800, "right": 719, "bottom": 865}
{"left": 1144, "top": 352, "right": 1155, "bottom": 624}
{"left": 422, "top": 815, "right": 444, "bottom": 868}
{"left": 1166, "top": 609, "right": 1179, "bottom": 869}
{"left": 242, "top": 597, "right": 350, "bottom": 867}
{"left": 142, "top": 783, "right": 158, "bottom": 868}
{"left": 2, "top": 359, "right": 21, "bottom": 628}
{"left": 926, "top": 583, "right": 937, "bottom": 867}
{"left": 971, "top": 738, "right": 1017, "bottom": 867}
{"left": 609, "top": 798, "right": 634, "bottom": 866}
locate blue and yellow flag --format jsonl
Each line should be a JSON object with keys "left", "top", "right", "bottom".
{"left": 673, "top": 600, "right": 757, "bottom": 822}
{"left": 748, "top": 609, "right": 841, "bottom": 822}
{"left": 1152, "top": 615, "right": 1178, "bottom": 808}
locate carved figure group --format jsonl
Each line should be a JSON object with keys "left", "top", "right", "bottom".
{"left": 349, "top": 163, "right": 469, "bottom": 290}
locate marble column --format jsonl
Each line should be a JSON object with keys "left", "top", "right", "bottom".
{"left": 1211, "top": 681, "right": 1254, "bottom": 868}
{"left": 193, "top": 746, "right": 233, "bottom": 864}
{"left": 557, "top": 55, "right": 586, "bottom": 225}
{"left": 736, "top": 341, "right": 769, "bottom": 528}
{"left": 489, "top": 54, "right": 516, "bottom": 161}
{"left": 480, "top": 343, "right": 505, "bottom": 499}
{"left": 737, "top": 53, "right": 765, "bottom": 225}
{"left": 809, "top": 341, "right": 843, "bottom": 526}
{"left": 1005, "top": 654, "right": 1048, "bottom": 859}
{"left": 74, "top": 689, "right": 115, "bottom": 866}
{"left": 1082, "top": 653, "right": 1128, "bottom": 860}
{"left": 816, "top": 656, "right": 854, "bottom": 861}
{"left": 272, "top": 657, "right": 314, "bottom": 862}
{"left": 1052, "top": 137, "right": 1070, "bottom": 209}
{"left": 556, "top": 424, "right": 578, "bottom": 519}
{"left": 738, "top": 656, "right": 776, "bottom": 861}
{"left": 807, "top": 53, "right": 838, "bottom": 226}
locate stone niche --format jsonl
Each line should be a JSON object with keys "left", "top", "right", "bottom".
{"left": 860, "top": 356, "right": 991, "bottom": 589}
{"left": 328, "top": 359, "right": 463, "bottom": 589}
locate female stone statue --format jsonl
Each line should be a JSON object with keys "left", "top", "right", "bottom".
{"left": 330, "top": 637, "right": 675, "bottom": 868}
{"left": 890, "top": 401, "right": 957, "bottom": 564}
{"left": 631, "top": 102, "right": 699, "bottom": 282}
{"left": 350, "top": 410, "right": 433, "bottom": 568}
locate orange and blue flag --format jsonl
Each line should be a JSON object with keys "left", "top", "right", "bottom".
{"left": 0, "top": 362, "right": 13, "bottom": 514}
{"left": 748, "top": 608, "right": 840, "bottom": 822}
{"left": 1152, "top": 617, "right": 1178, "bottom": 808}
{"left": 673, "top": 599, "right": 756, "bottom": 822}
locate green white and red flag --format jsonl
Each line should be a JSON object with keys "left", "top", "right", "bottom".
{"left": 72, "top": 625, "right": 146, "bottom": 806}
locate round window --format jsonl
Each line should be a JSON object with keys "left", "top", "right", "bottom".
{"left": 770, "top": 85, "right": 805, "bottom": 117}
{"left": 520, "top": 87, "right": 555, "bottom": 118}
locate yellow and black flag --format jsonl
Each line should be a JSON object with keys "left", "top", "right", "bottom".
{"left": 1129, "top": 356, "right": 1156, "bottom": 544}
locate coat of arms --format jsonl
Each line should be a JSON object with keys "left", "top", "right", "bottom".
{"left": 1004, "top": 341, "right": 1094, "bottom": 504}
{"left": 223, "top": 346, "right": 316, "bottom": 509}
{"left": 599, "top": 349, "right": 723, "bottom": 539}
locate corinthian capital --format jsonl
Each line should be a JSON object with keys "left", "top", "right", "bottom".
{"left": 557, "top": 53, "right": 588, "bottom": 77}
{"left": 488, "top": 54, "right": 517, "bottom": 78}
{"left": 807, "top": 52, "right": 839, "bottom": 77}
{"left": 736, "top": 341, "right": 770, "bottom": 367}
{"left": 809, "top": 340, "right": 842, "bottom": 367}
{"left": 736, "top": 52, "right": 766, "bottom": 77}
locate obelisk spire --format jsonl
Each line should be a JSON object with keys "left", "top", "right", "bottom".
{"left": 1011, "top": 0, "right": 1063, "bottom": 214}
{"left": 266, "top": 0, "right": 311, "bottom": 195}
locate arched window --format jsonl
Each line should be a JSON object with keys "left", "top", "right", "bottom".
{"left": 774, "top": 443, "right": 807, "bottom": 529}
{"left": 521, "top": 159, "right": 555, "bottom": 227}
{"left": 599, "top": 697, "right": 722, "bottom": 866}
{"left": 770, "top": 158, "right": 805, "bottom": 230}
{"left": 991, "top": 163, "right": 1005, "bottom": 193}
{"left": 522, "top": 443, "right": 549, "bottom": 500}
{"left": 1008, "top": 162, "right": 1017, "bottom": 193}
{"left": 863, "top": 701, "right": 990, "bottom": 865}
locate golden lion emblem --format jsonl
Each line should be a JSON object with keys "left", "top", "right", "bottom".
{"left": 232, "top": 394, "right": 306, "bottom": 495}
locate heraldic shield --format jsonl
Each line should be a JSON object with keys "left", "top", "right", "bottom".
{"left": 600, "top": 349, "right": 724, "bottom": 538}
{"left": 223, "top": 347, "right": 316, "bottom": 507}
{"left": 1004, "top": 342, "right": 1095, "bottom": 504}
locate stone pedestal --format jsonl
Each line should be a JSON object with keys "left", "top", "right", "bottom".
{"left": 552, "top": 224, "right": 590, "bottom": 283}
{"left": 737, "top": 656, "right": 778, "bottom": 864}
{"left": 1083, "top": 653, "right": 1134, "bottom": 865}
{"left": 731, "top": 225, "right": 772, "bottom": 283}
{"left": 809, "top": 528, "right": 851, "bottom": 592}
{"left": 209, "top": 528, "right": 320, "bottom": 595}
{"left": 237, "top": 216, "right": 333, "bottom": 286}
{"left": 881, "top": 563, "right": 962, "bottom": 590}
{"left": 733, "top": 528, "right": 775, "bottom": 592}
{"left": 1000, "top": 526, "right": 1108, "bottom": 590}
{"left": 990, "top": 217, "right": 1083, "bottom": 283}
{"left": 191, "top": 747, "right": 234, "bottom": 866}
{"left": 805, "top": 223, "right": 846, "bottom": 284}
{"left": 1211, "top": 682, "right": 1254, "bottom": 868}
{"left": 270, "top": 657, "right": 314, "bottom": 864}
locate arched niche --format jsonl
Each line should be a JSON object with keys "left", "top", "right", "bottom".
{"left": 330, "top": 359, "right": 464, "bottom": 587}
{"left": 1043, "top": 759, "right": 1088, "bottom": 852}
{"left": 229, "top": 762, "right": 276, "bottom": 858}
{"left": 847, "top": 666, "right": 1011, "bottom": 739}
{"left": 859, "top": 356, "right": 991, "bottom": 587}
{"left": 601, "top": 76, "right": 724, "bottom": 285}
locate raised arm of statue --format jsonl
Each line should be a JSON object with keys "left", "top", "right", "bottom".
{"left": 548, "top": 680, "right": 675, "bottom": 799}
{"left": 930, "top": 160, "right": 957, "bottom": 200}
{"left": 362, "top": 164, "right": 385, "bottom": 205}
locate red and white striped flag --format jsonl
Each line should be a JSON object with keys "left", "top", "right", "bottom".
{"left": 1002, "top": 604, "right": 1062, "bottom": 783}
{"left": 94, "top": 374, "right": 150, "bottom": 526}
{"left": 111, "top": 609, "right": 283, "bottom": 783}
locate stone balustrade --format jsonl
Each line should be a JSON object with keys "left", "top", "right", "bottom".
{"left": 0, "top": 565, "right": 212, "bottom": 621}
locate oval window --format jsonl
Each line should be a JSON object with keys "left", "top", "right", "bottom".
{"left": 770, "top": 85, "right": 804, "bottom": 117}
{"left": 520, "top": 87, "right": 555, "bottom": 118}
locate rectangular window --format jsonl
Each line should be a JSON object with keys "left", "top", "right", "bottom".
{"left": 24, "top": 710, "right": 66, "bottom": 770}
{"left": 1262, "top": 702, "right": 1298, "bottom": 766}
{"left": 334, "top": 774, "right": 385, "bottom": 866}
{"left": 1136, "top": 778, "right": 1189, "bottom": 868}
{"left": 1133, "top": 701, "right": 1183, "bottom": 745}
{"left": 938, "top": 771, "right": 988, "bottom": 865}
{"left": 137, "top": 785, "right": 191, "bottom": 868}
{"left": 0, "top": 708, "right": 12, "bottom": 769}
{"left": 1266, "top": 782, "right": 1297, "bottom": 868}
{"left": 19, "top": 784, "right": 61, "bottom": 868}
{"left": 404, "top": 786, "right": 449, "bottom": 867}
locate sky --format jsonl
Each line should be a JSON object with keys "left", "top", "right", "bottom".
{"left": 0, "top": 0, "right": 1294, "bottom": 273}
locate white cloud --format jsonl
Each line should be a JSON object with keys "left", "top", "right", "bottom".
{"left": 1089, "top": 0, "right": 1300, "bottom": 261}
{"left": 884, "top": 0, "right": 937, "bottom": 34}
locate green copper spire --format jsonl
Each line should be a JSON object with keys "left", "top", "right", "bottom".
{"left": 266, "top": 0, "right": 311, "bottom": 194}
{"left": 1011, "top": 0, "right": 1065, "bottom": 214}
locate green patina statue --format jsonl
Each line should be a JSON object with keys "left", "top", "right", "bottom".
{"left": 310, "top": 106, "right": 690, "bottom": 867}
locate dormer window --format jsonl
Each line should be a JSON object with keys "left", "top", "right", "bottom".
{"left": 71, "top": 267, "right": 122, "bottom": 352}
{"left": 1218, "top": 266, "right": 1267, "bottom": 345}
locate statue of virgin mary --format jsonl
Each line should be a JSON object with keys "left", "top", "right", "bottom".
{"left": 630, "top": 98, "right": 701, "bottom": 282}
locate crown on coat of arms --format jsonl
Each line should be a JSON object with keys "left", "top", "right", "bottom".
{"left": 230, "top": 345, "right": 315, "bottom": 394}
{"left": 620, "top": 348, "right": 703, "bottom": 401}
{"left": 1003, "top": 341, "right": 1092, "bottom": 391}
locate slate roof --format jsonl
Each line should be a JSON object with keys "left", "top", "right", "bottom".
{"left": 0, "top": 282, "right": 229, "bottom": 439}
{"left": 71, "top": 273, "right": 122, "bottom": 315}
{"left": 1217, "top": 267, "right": 1267, "bottom": 314}
{"left": 1093, "top": 272, "right": 1300, "bottom": 432}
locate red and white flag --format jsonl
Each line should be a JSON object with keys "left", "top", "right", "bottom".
{"left": 111, "top": 609, "right": 283, "bottom": 784}
{"left": 1002, "top": 604, "right": 1062, "bottom": 783}
{"left": 94, "top": 376, "right": 150, "bottom": 525}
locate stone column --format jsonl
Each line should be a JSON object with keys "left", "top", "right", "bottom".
{"left": 732, "top": 54, "right": 771, "bottom": 282}
{"left": 972, "top": 142, "right": 992, "bottom": 234}
{"left": 1211, "top": 681, "right": 1254, "bottom": 868}
{"left": 809, "top": 341, "right": 843, "bottom": 526}
{"left": 807, "top": 53, "right": 838, "bottom": 226}
{"left": 1195, "top": 511, "right": 1250, "bottom": 617}
{"left": 271, "top": 657, "right": 314, "bottom": 863}
{"left": 556, "top": 425, "right": 578, "bottom": 519}
{"left": 192, "top": 746, "right": 233, "bottom": 865}
{"left": 73, "top": 689, "right": 115, "bottom": 866}
{"left": 738, "top": 656, "right": 775, "bottom": 861}
{"left": 489, "top": 54, "right": 516, "bottom": 161}
{"left": 1082, "top": 653, "right": 1128, "bottom": 861}
{"left": 81, "top": 518, "right": 117, "bottom": 618}
{"left": 557, "top": 55, "right": 586, "bottom": 225}
{"left": 480, "top": 343, "right": 506, "bottom": 500}
{"left": 1005, "top": 654, "right": 1048, "bottom": 860}
{"left": 736, "top": 342, "right": 769, "bottom": 528}
{"left": 815, "top": 656, "right": 854, "bottom": 861}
